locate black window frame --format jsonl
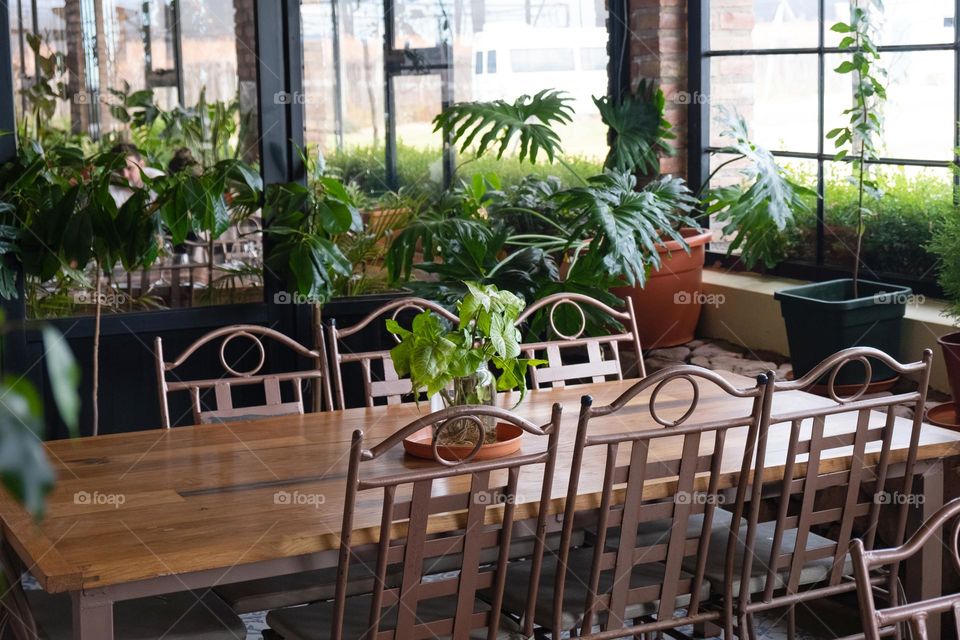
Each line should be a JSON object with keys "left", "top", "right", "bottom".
{"left": 687, "top": 0, "right": 960, "bottom": 297}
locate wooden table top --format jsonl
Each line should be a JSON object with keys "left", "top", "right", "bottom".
{"left": 6, "top": 373, "right": 960, "bottom": 595}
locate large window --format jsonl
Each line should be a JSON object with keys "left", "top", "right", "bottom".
{"left": 301, "top": 0, "right": 615, "bottom": 194}
{"left": 6, "top": 0, "right": 262, "bottom": 318}
{"left": 693, "top": 0, "right": 957, "bottom": 293}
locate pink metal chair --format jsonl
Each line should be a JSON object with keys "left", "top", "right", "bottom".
{"left": 851, "top": 496, "right": 960, "bottom": 640}
{"left": 496, "top": 365, "right": 775, "bottom": 638}
{"left": 154, "top": 324, "right": 331, "bottom": 427}
{"left": 717, "top": 347, "right": 934, "bottom": 639}
{"left": 265, "top": 403, "right": 563, "bottom": 639}
{"left": 327, "top": 297, "right": 459, "bottom": 408}
{"left": 515, "top": 292, "right": 645, "bottom": 389}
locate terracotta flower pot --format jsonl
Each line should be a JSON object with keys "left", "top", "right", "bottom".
{"left": 938, "top": 332, "right": 960, "bottom": 404}
{"left": 612, "top": 228, "right": 713, "bottom": 350}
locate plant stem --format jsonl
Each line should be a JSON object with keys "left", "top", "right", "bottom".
{"left": 556, "top": 157, "right": 589, "bottom": 186}
{"left": 697, "top": 154, "right": 746, "bottom": 197}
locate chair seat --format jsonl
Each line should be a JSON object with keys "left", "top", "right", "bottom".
{"left": 701, "top": 520, "right": 855, "bottom": 595}
{"left": 601, "top": 507, "right": 741, "bottom": 550}
{"left": 24, "top": 589, "right": 246, "bottom": 640}
{"left": 496, "top": 548, "right": 713, "bottom": 632}
{"left": 266, "top": 594, "right": 524, "bottom": 640}
{"left": 218, "top": 531, "right": 579, "bottom": 614}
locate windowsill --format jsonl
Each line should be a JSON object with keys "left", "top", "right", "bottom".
{"left": 700, "top": 267, "right": 956, "bottom": 393}
{"left": 702, "top": 268, "right": 954, "bottom": 326}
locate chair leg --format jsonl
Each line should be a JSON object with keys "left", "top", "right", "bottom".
{"left": 787, "top": 605, "right": 796, "bottom": 640}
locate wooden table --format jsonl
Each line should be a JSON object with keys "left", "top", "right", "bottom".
{"left": 4, "top": 373, "right": 960, "bottom": 639}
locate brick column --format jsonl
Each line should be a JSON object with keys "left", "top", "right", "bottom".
{"left": 234, "top": 0, "right": 260, "bottom": 164}
{"left": 627, "top": 0, "right": 688, "bottom": 178}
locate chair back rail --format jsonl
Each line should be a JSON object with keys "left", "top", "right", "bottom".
{"left": 852, "top": 496, "right": 960, "bottom": 640}
{"left": 515, "top": 292, "right": 645, "bottom": 389}
{"left": 332, "top": 403, "right": 562, "bottom": 640}
{"left": 155, "top": 324, "right": 331, "bottom": 428}
{"left": 555, "top": 365, "right": 775, "bottom": 638}
{"left": 732, "top": 348, "right": 934, "bottom": 620}
{"left": 328, "top": 297, "right": 459, "bottom": 409}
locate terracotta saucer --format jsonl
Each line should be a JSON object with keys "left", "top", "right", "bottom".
{"left": 926, "top": 402, "right": 960, "bottom": 431}
{"left": 403, "top": 422, "right": 523, "bottom": 462}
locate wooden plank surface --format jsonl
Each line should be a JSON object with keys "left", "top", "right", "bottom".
{"left": 5, "top": 374, "right": 960, "bottom": 594}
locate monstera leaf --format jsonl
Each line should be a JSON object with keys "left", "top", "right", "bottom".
{"left": 434, "top": 90, "right": 574, "bottom": 164}
{"left": 594, "top": 80, "right": 675, "bottom": 176}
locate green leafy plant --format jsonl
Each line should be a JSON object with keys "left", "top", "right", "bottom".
{"left": 552, "top": 172, "right": 700, "bottom": 287}
{"left": 386, "top": 281, "right": 542, "bottom": 443}
{"left": 594, "top": 79, "right": 675, "bottom": 177}
{"left": 0, "top": 323, "right": 80, "bottom": 517}
{"left": 263, "top": 174, "right": 360, "bottom": 303}
{"left": 929, "top": 212, "right": 960, "bottom": 321}
{"left": 703, "top": 108, "right": 816, "bottom": 269}
{"left": 826, "top": 0, "right": 887, "bottom": 295}
{"left": 434, "top": 89, "right": 574, "bottom": 165}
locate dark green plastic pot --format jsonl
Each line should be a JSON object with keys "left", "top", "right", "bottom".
{"left": 774, "top": 279, "right": 911, "bottom": 384}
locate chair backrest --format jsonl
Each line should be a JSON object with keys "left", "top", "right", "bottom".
{"left": 155, "top": 324, "right": 331, "bottom": 428}
{"left": 327, "top": 297, "right": 459, "bottom": 409}
{"left": 332, "top": 403, "right": 563, "bottom": 640}
{"left": 515, "top": 292, "right": 645, "bottom": 389}
{"left": 852, "top": 496, "right": 960, "bottom": 640}
{"left": 734, "top": 347, "right": 934, "bottom": 612}
{"left": 555, "top": 365, "right": 775, "bottom": 637}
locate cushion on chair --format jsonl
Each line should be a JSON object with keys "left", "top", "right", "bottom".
{"left": 266, "top": 594, "right": 524, "bottom": 640}
{"left": 601, "top": 507, "right": 741, "bottom": 550}
{"left": 25, "top": 589, "right": 246, "bottom": 640}
{"left": 496, "top": 548, "right": 713, "bottom": 633}
{"left": 223, "top": 530, "right": 580, "bottom": 614}
{"left": 215, "top": 563, "right": 384, "bottom": 614}
{"left": 701, "top": 520, "right": 855, "bottom": 596}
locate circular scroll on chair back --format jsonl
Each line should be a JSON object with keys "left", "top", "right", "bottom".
{"left": 154, "top": 324, "right": 330, "bottom": 428}
{"left": 515, "top": 292, "right": 646, "bottom": 390}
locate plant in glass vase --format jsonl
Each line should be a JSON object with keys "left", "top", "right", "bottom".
{"left": 386, "top": 281, "right": 542, "bottom": 447}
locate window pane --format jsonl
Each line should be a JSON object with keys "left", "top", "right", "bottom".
{"left": 709, "top": 54, "right": 818, "bottom": 153}
{"left": 824, "top": 51, "right": 954, "bottom": 162}
{"left": 826, "top": 0, "right": 954, "bottom": 47}
{"left": 510, "top": 47, "right": 575, "bottom": 72}
{"left": 822, "top": 163, "right": 950, "bottom": 281}
{"left": 710, "top": 0, "right": 819, "bottom": 51}
{"left": 9, "top": 0, "right": 262, "bottom": 318}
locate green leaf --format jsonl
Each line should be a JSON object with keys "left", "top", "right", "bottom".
{"left": 433, "top": 89, "right": 574, "bottom": 164}
{"left": 42, "top": 326, "right": 80, "bottom": 436}
{"left": 0, "top": 375, "right": 54, "bottom": 518}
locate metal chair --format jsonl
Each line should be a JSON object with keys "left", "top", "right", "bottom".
{"left": 155, "top": 324, "right": 332, "bottom": 428}
{"left": 496, "top": 365, "right": 775, "bottom": 638}
{"left": 0, "top": 542, "right": 246, "bottom": 640}
{"left": 712, "top": 347, "right": 934, "bottom": 639}
{"left": 327, "top": 297, "right": 459, "bottom": 408}
{"left": 515, "top": 292, "right": 645, "bottom": 389}
{"left": 851, "top": 496, "right": 960, "bottom": 640}
{"left": 265, "top": 403, "right": 563, "bottom": 640}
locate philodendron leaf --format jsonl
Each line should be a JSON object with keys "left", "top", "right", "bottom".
{"left": 42, "top": 326, "right": 80, "bottom": 436}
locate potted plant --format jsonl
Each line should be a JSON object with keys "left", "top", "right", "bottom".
{"left": 773, "top": 0, "right": 911, "bottom": 386}
{"left": 927, "top": 213, "right": 960, "bottom": 427}
{"left": 385, "top": 281, "right": 541, "bottom": 459}
{"left": 589, "top": 81, "right": 710, "bottom": 348}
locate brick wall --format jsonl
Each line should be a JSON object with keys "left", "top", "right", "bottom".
{"left": 627, "top": 0, "right": 688, "bottom": 178}
{"left": 626, "top": 0, "right": 756, "bottom": 178}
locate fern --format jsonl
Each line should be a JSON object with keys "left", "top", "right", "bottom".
{"left": 594, "top": 80, "right": 675, "bottom": 176}
{"left": 433, "top": 89, "right": 574, "bottom": 164}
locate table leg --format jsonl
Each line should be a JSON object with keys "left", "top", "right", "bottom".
{"left": 904, "top": 459, "right": 943, "bottom": 639}
{"left": 71, "top": 590, "right": 114, "bottom": 640}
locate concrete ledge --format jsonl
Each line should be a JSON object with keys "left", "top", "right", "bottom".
{"left": 699, "top": 268, "right": 956, "bottom": 394}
